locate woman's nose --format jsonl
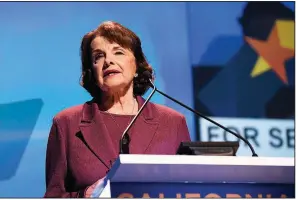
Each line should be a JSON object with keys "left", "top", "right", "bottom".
{"left": 104, "top": 53, "right": 115, "bottom": 66}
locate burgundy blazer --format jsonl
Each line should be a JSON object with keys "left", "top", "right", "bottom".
{"left": 44, "top": 96, "right": 191, "bottom": 198}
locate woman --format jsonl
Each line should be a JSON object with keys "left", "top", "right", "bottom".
{"left": 44, "top": 21, "right": 191, "bottom": 198}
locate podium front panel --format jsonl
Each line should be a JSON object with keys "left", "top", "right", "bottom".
{"left": 110, "top": 182, "right": 295, "bottom": 198}
{"left": 104, "top": 155, "right": 295, "bottom": 198}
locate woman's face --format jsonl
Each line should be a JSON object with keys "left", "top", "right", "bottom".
{"left": 90, "top": 36, "right": 137, "bottom": 94}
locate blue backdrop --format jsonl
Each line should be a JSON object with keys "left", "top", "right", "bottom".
{"left": 0, "top": 2, "right": 294, "bottom": 197}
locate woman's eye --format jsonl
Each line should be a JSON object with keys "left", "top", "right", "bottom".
{"left": 93, "top": 53, "right": 104, "bottom": 63}
{"left": 115, "top": 51, "right": 124, "bottom": 55}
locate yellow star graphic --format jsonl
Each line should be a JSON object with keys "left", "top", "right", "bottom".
{"left": 245, "top": 19, "right": 294, "bottom": 84}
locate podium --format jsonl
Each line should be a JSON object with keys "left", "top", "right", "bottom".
{"left": 99, "top": 155, "right": 294, "bottom": 198}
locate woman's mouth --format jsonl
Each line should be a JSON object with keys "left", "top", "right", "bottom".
{"left": 103, "top": 70, "right": 121, "bottom": 78}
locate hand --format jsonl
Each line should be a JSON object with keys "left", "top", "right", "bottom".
{"left": 84, "top": 176, "right": 107, "bottom": 198}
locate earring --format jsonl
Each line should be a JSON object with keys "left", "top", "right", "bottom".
{"left": 134, "top": 73, "right": 138, "bottom": 78}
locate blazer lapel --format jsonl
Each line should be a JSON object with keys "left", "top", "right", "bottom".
{"left": 129, "top": 96, "right": 159, "bottom": 154}
{"left": 78, "top": 101, "right": 117, "bottom": 169}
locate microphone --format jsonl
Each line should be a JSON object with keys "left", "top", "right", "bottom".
{"left": 119, "top": 77, "right": 157, "bottom": 154}
{"left": 142, "top": 71, "right": 258, "bottom": 157}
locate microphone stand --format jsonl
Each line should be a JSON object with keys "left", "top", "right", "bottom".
{"left": 119, "top": 84, "right": 157, "bottom": 154}
{"left": 148, "top": 79, "right": 258, "bottom": 157}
